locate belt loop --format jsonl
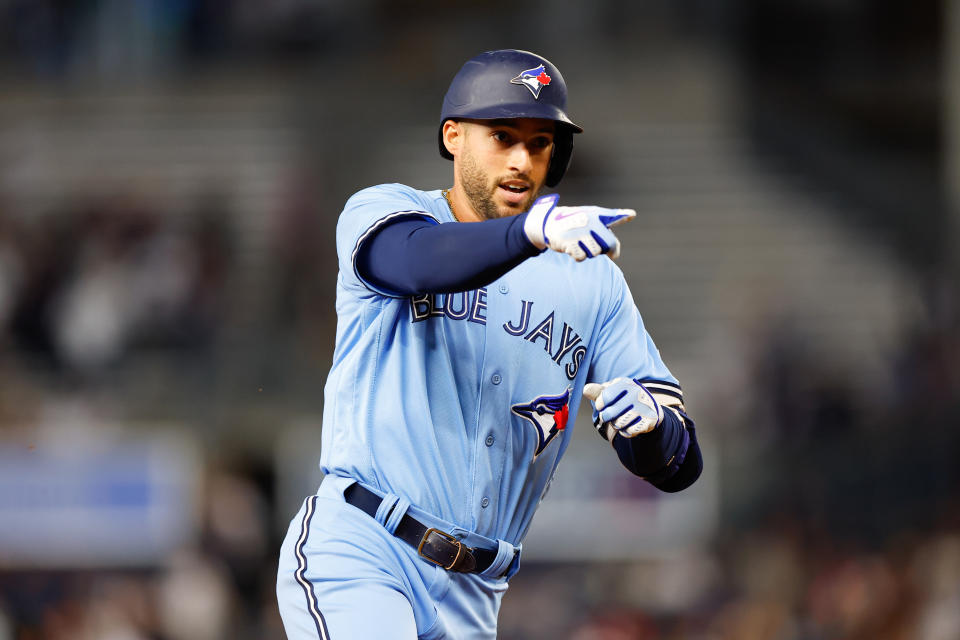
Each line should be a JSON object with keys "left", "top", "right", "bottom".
{"left": 503, "top": 543, "right": 522, "bottom": 579}
{"left": 374, "top": 493, "right": 399, "bottom": 527}
{"left": 383, "top": 496, "right": 411, "bottom": 535}
{"left": 478, "top": 539, "right": 517, "bottom": 579}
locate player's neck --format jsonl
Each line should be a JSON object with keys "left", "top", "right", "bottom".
{"left": 444, "top": 186, "right": 482, "bottom": 223}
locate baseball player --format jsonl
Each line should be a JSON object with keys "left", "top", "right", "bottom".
{"left": 277, "top": 49, "right": 702, "bottom": 639}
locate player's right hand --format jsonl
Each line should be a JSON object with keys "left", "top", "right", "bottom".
{"left": 583, "top": 377, "right": 664, "bottom": 438}
{"left": 523, "top": 194, "right": 635, "bottom": 261}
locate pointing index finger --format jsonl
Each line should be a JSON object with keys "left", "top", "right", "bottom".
{"left": 599, "top": 208, "right": 636, "bottom": 228}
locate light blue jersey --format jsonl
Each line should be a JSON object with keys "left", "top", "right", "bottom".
{"left": 278, "top": 182, "right": 677, "bottom": 639}
{"left": 322, "top": 183, "right": 675, "bottom": 544}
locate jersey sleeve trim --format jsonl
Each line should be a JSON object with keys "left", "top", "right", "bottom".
{"left": 350, "top": 209, "right": 440, "bottom": 297}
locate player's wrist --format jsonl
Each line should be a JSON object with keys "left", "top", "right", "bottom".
{"left": 522, "top": 194, "right": 559, "bottom": 250}
{"left": 514, "top": 213, "right": 547, "bottom": 255}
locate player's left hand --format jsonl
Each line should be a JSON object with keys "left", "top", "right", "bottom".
{"left": 583, "top": 377, "right": 664, "bottom": 438}
{"left": 523, "top": 194, "right": 636, "bottom": 261}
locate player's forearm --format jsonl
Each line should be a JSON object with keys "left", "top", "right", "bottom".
{"left": 650, "top": 428, "right": 702, "bottom": 493}
{"left": 356, "top": 214, "right": 541, "bottom": 295}
{"left": 611, "top": 409, "right": 702, "bottom": 492}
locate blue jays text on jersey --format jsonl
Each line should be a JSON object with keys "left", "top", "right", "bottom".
{"left": 410, "top": 289, "right": 588, "bottom": 380}
{"left": 321, "top": 182, "right": 677, "bottom": 546}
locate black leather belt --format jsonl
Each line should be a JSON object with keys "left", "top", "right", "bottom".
{"left": 344, "top": 483, "right": 507, "bottom": 575}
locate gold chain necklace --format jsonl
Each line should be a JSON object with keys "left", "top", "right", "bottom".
{"left": 441, "top": 188, "right": 461, "bottom": 222}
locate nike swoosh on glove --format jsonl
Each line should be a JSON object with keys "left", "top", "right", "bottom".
{"left": 523, "top": 194, "right": 636, "bottom": 261}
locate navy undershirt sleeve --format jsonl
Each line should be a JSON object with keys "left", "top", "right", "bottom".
{"left": 611, "top": 410, "right": 703, "bottom": 493}
{"left": 653, "top": 427, "right": 702, "bottom": 492}
{"left": 356, "top": 213, "right": 542, "bottom": 296}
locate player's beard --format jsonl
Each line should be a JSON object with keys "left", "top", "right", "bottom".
{"left": 459, "top": 150, "right": 539, "bottom": 221}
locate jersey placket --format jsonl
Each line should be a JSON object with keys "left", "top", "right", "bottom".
{"left": 469, "top": 277, "right": 514, "bottom": 535}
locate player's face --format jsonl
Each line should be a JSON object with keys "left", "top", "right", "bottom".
{"left": 456, "top": 119, "right": 555, "bottom": 220}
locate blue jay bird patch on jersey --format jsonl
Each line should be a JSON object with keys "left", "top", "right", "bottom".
{"left": 511, "top": 388, "right": 571, "bottom": 460}
{"left": 510, "top": 65, "right": 552, "bottom": 99}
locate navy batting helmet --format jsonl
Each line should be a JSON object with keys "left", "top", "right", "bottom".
{"left": 439, "top": 49, "right": 582, "bottom": 188}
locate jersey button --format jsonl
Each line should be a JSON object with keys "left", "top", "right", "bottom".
{"left": 491, "top": 374, "right": 501, "bottom": 385}
{"left": 485, "top": 434, "right": 494, "bottom": 446}
{"left": 480, "top": 497, "right": 490, "bottom": 508}
{"left": 498, "top": 283, "right": 508, "bottom": 294}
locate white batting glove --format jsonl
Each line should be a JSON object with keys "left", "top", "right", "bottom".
{"left": 523, "top": 194, "right": 636, "bottom": 261}
{"left": 583, "top": 377, "right": 664, "bottom": 438}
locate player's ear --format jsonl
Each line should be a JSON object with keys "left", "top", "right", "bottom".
{"left": 442, "top": 120, "right": 464, "bottom": 157}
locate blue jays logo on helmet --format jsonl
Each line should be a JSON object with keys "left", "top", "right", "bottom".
{"left": 510, "top": 64, "right": 552, "bottom": 99}
{"left": 511, "top": 388, "right": 571, "bottom": 460}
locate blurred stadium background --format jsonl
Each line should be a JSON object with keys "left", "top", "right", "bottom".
{"left": 1, "top": 1, "right": 958, "bottom": 638}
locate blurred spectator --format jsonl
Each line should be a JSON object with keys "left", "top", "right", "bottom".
{"left": 7, "top": 207, "right": 77, "bottom": 369}
{"left": 158, "top": 549, "right": 233, "bottom": 640}
{"left": 911, "top": 532, "right": 960, "bottom": 640}
{"left": 128, "top": 190, "right": 232, "bottom": 352}
{"left": 50, "top": 194, "right": 155, "bottom": 374}
{"left": 0, "top": 603, "right": 10, "bottom": 640}
{"left": 747, "top": 318, "right": 860, "bottom": 447}
{"left": 203, "top": 464, "right": 274, "bottom": 629}
{"left": 269, "top": 169, "right": 328, "bottom": 335}
{"left": 0, "top": 208, "right": 24, "bottom": 348}
{"left": 1, "top": 189, "right": 231, "bottom": 381}
{"left": 570, "top": 611, "right": 660, "bottom": 640}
